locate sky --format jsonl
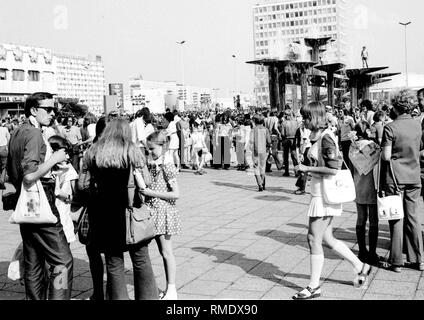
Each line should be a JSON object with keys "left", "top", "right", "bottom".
{"left": 0, "top": 0, "right": 423, "bottom": 96}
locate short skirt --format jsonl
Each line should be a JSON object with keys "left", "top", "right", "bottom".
{"left": 308, "top": 176, "right": 342, "bottom": 218}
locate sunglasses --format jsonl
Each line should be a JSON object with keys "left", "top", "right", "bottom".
{"left": 37, "top": 106, "right": 56, "bottom": 114}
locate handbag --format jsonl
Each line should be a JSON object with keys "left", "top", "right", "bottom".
{"left": 76, "top": 206, "right": 90, "bottom": 245}
{"left": 125, "top": 165, "right": 156, "bottom": 245}
{"left": 321, "top": 130, "right": 356, "bottom": 205}
{"left": 376, "top": 158, "right": 404, "bottom": 221}
{"left": 322, "top": 162, "right": 356, "bottom": 205}
{"left": 7, "top": 242, "right": 24, "bottom": 281}
{"left": 2, "top": 188, "right": 18, "bottom": 211}
{"left": 9, "top": 180, "right": 57, "bottom": 224}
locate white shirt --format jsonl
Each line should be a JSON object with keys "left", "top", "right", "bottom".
{"left": 54, "top": 163, "right": 79, "bottom": 243}
{"left": 0, "top": 126, "right": 10, "bottom": 147}
{"left": 87, "top": 123, "right": 96, "bottom": 139}
{"left": 132, "top": 117, "right": 151, "bottom": 148}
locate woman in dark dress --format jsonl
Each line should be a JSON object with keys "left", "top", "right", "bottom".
{"left": 79, "top": 118, "right": 158, "bottom": 300}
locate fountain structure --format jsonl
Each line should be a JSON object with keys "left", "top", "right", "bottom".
{"left": 247, "top": 34, "right": 401, "bottom": 111}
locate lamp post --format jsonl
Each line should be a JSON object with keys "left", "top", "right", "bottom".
{"left": 177, "top": 40, "right": 186, "bottom": 104}
{"left": 399, "top": 22, "right": 411, "bottom": 88}
{"left": 232, "top": 54, "right": 238, "bottom": 96}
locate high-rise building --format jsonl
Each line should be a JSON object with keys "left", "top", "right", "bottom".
{"left": 55, "top": 54, "right": 106, "bottom": 115}
{"left": 108, "top": 83, "right": 124, "bottom": 108}
{"left": 253, "top": 0, "right": 347, "bottom": 106}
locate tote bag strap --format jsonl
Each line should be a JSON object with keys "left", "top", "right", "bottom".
{"left": 127, "top": 164, "right": 135, "bottom": 208}
{"left": 376, "top": 156, "right": 400, "bottom": 194}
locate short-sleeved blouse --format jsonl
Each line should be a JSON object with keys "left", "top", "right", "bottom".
{"left": 145, "top": 163, "right": 181, "bottom": 236}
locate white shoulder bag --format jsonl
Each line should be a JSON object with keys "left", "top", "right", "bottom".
{"left": 321, "top": 131, "right": 356, "bottom": 205}
{"left": 376, "top": 159, "right": 404, "bottom": 221}
{"left": 9, "top": 180, "right": 58, "bottom": 225}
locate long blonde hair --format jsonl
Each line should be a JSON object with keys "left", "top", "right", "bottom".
{"left": 88, "top": 118, "right": 143, "bottom": 169}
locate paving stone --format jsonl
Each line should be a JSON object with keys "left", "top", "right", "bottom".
{"left": 414, "top": 290, "right": 424, "bottom": 300}
{"left": 364, "top": 293, "right": 413, "bottom": 300}
{"left": 260, "top": 285, "right": 298, "bottom": 300}
{"left": 179, "top": 280, "right": 231, "bottom": 296}
{"left": 320, "top": 282, "right": 366, "bottom": 300}
{"left": 367, "top": 279, "right": 416, "bottom": 297}
{"left": 0, "top": 290, "right": 25, "bottom": 300}
{"left": 198, "top": 267, "right": 246, "bottom": 282}
{"left": 373, "top": 268, "right": 421, "bottom": 283}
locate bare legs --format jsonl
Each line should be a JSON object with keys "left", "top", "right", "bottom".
{"left": 155, "top": 235, "right": 177, "bottom": 300}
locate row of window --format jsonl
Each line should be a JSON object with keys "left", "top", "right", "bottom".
{"left": 256, "top": 15, "right": 337, "bottom": 28}
{"left": 0, "top": 69, "right": 55, "bottom": 82}
{"left": 256, "top": 7, "right": 337, "bottom": 22}
{"left": 255, "top": 0, "right": 337, "bottom": 13}
{"left": 256, "top": 14, "right": 337, "bottom": 31}
{"left": 255, "top": 29, "right": 337, "bottom": 47}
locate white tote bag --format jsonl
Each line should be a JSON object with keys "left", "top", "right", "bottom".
{"left": 9, "top": 181, "right": 57, "bottom": 225}
{"left": 320, "top": 130, "right": 356, "bottom": 205}
{"left": 322, "top": 168, "right": 356, "bottom": 205}
{"left": 376, "top": 159, "right": 404, "bottom": 221}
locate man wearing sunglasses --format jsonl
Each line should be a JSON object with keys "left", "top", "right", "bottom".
{"left": 7, "top": 92, "right": 74, "bottom": 300}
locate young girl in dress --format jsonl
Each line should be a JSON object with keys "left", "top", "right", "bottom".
{"left": 140, "top": 131, "right": 181, "bottom": 300}
{"left": 49, "top": 135, "right": 79, "bottom": 244}
{"left": 293, "top": 102, "right": 372, "bottom": 300}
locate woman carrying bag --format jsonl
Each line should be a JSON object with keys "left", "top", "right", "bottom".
{"left": 380, "top": 96, "right": 424, "bottom": 273}
{"left": 293, "top": 102, "right": 371, "bottom": 300}
{"left": 79, "top": 118, "right": 158, "bottom": 300}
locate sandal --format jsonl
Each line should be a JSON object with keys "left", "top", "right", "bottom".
{"left": 354, "top": 263, "right": 372, "bottom": 289}
{"left": 292, "top": 286, "right": 321, "bottom": 300}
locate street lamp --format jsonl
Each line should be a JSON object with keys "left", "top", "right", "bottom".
{"left": 177, "top": 40, "right": 186, "bottom": 104}
{"left": 399, "top": 22, "right": 411, "bottom": 88}
{"left": 232, "top": 54, "right": 238, "bottom": 96}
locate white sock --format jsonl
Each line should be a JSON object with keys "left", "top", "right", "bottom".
{"left": 166, "top": 284, "right": 177, "bottom": 293}
{"left": 309, "top": 254, "right": 324, "bottom": 289}
{"left": 332, "top": 240, "right": 363, "bottom": 273}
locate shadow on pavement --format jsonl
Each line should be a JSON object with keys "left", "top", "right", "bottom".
{"left": 212, "top": 181, "right": 303, "bottom": 197}
{"left": 258, "top": 227, "right": 391, "bottom": 257}
{"left": 255, "top": 195, "right": 291, "bottom": 202}
{"left": 192, "top": 247, "right": 357, "bottom": 291}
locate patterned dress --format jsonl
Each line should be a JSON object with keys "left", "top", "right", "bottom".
{"left": 146, "top": 163, "right": 181, "bottom": 236}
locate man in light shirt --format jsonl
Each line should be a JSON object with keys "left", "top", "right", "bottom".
{"left": 0, "top": 119, "right": 10, "bottom": 189}
{"left": 132, "top": 107, "right": 154, "bottom": 156}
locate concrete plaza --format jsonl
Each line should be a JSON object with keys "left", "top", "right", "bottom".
{"left": 1, "top": 166, "right": 424, "bottom": 300}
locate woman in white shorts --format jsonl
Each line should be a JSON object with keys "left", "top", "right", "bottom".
{"left": 292, "top": 102, "right": 372, "bottom": 300}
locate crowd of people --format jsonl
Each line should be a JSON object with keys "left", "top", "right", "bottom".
{"left": 3, "top": 87, "right": 424, "bottom": 300}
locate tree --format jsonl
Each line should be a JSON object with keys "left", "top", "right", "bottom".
{"left": 57, "top": 97, "right": 89, "bottom": 119}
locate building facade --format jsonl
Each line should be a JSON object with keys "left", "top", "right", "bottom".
{"left": 0, "top": 43, "right": 57, "bottom": 116}
{"left": 108, "top": 83, "right": 124, "bottom": 108}
{"left": 129, "top": 78, "right": 213, "bottom": 113}
{"left": 253, "top": 0, "right": 347, "bottom": 106}
{"left": 55, "top": 53, "right": 106, "bottom": 115}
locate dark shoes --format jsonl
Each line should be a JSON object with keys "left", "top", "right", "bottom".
{"left": 292, "top": 286, "right": 321, "bottom": 300}
{"left": 283, "top": 173, "right": 290, "bottom": 177}
{"left": 294, "top": 189, "right": 306, "bottom": 195}
{"left": 405, "top": 262, "right": 424, "bottom": 271}
{"left": 391, "top": 266, "right": 402, "bottom": 273}
{"left": 258, "top": 187, "right": 264, "bottom": 192}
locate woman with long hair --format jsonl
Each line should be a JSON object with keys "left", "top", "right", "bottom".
{"left": 79, "top": 118, "right": 158, "bottom": 300}
{"left": 292, "top": 102, "right": 371, "bottom": 300}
